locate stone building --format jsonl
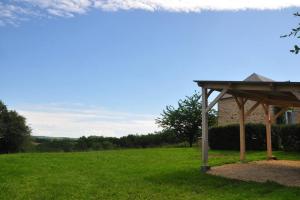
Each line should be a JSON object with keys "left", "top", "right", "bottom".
{"left": 218, "top": 73, "right": 300, "bottom": 126}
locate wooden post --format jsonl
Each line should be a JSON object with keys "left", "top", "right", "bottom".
{"left": 239, "top": 98, "right": 246, "bottom": 162}
{"left": 264, "top": 104, "right": 273, "bottom": 159}
{"left": 201, "top": 87, "right": 210, "bottom": 172}
{"left": 234, "top": 97, "right": 246, "bottom": 162}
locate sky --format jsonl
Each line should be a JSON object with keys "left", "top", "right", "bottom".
{"left": 1, "top": 0, "right": 300, "bottom": 138}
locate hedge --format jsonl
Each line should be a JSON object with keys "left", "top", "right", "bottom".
{"left": 279, "top": 124, "right": 300, "bottom": 151}
{"left": 209, "top": 123, "right": 280, "bottom": 151}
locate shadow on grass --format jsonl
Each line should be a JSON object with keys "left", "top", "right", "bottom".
{"left": 145, "top": 168, "right": 300, "bottom": 199}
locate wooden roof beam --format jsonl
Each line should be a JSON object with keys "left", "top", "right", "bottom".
{"left": 291, "top": 91, "right": 300, "bottom": 100}
{"left": 197, "top": 82, "right": 300, "bottom": 93}
{"left": 205, "top": 88, "right": 228, "bottom": 113}
{"left": 271, "top": 107, "right": 289, "bottom": 123}
{"left": 228, "top": 90, "right": 300, "bottom": 107}
{"left": 245, "top": 100, "right": 261, "bottom": 118}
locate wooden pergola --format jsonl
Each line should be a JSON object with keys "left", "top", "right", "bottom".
{"left": 195, "top": 80, "right": 300, "bottom": 172}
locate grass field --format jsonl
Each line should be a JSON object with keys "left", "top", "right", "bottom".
{"left": 0, "top": 148, "right": 300, "bottom": 200}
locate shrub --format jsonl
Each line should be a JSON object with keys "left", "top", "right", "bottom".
{"left": 209, "top": 123, "right": 280, "bottom": 150}
{"left": 209, "top": 124, "right": 240, "bottom": 150}
{"left": 279, "top": 124, "right": 300, "bottom": 151}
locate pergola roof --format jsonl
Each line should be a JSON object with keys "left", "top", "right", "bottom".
{"left": 194, "top": 80, "right": 300, "bottom": 107}
{"left": 196, "top": 74, "right": 300, "bottom": 172}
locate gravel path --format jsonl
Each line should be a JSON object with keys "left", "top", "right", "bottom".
{"left": 208, "top": 160, "right": 300, "bottom": 187}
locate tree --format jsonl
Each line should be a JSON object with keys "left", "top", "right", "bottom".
{"left": 281, "top": 12, "right": 300, "bottom": 54}
{"left": 0, "top": 101, "right": 31, "bottom": 153}
{"left": 156, "top": 92, "right": 217, "bottom": 147}
{"left": 75, "top": 136, "right": 89, "bottom": 151}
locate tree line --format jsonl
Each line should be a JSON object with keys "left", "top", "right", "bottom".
{"left": 32, "top": 130, "right": 185, "bottom": 152}
{"left": 0, "top": 92, "right": 217, "bottom": 153}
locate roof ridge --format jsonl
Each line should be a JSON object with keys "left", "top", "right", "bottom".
{"left": 244, "top": 73, "right": 274, "bottom": 82}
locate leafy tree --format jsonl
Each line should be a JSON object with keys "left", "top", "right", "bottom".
{"left": 281, "top": 12, "right": 300, "bottom": 54}
{"left": 75, "top": 136, "right": 89, "bottom": 151}
{"left": 156, "top": 92, "right": 217, "bottom": 147}
{"left": 118, "top": 130, "right": 181, "bottom": 148}
{"left": 0, "top": 101, "right": 31, "bottom": 153}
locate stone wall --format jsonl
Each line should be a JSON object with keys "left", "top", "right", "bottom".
{"left": 218, "top": 97, "right": 271, "bottom": 126}
{"left": 292, "top": 108, "right": 300, "bottom": 124}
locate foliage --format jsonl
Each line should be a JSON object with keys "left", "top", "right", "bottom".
{"left": 0, "top": 148, "right": 300, "bottom": 200}
{"left": 281, "top": 12, "right": 300, "bottom": 54}
{"left": 32, "top": 130, "right": 184, "bottom": 152}
{"left": 209, "top": 123, "right": 300, "bottom": 152}
{"left": 35, "top": 138, "right": 76, "bottom": 152}
{"left": 156, "top": 92, "right": 217, "bottom": 147}
{"left": 74, "top": 136, "right": 117, "bottom": 151}
{"left": 0, "top": 101, "right": 31, "bottom": 153}
{"left": 279, "top": 124, "right": 300, "bottom": 151}
{"left": 209, "top": 124, "right": 280, "bottom": 150}
{"left": 119, "top": 129, "right": 181, "bottom": 148}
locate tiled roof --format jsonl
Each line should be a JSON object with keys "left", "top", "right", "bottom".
{"left": 221, "top": 73, "right": 274, "bottom": 99}
{"left": 243, "top": 73, "right": 274, "bottom": 82}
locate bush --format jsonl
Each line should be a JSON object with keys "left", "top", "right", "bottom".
{"left": 279, "top": 124, "right": 300, "bottom": 151}
{"left": 209, "top": 123, "right": 280, "bottom": 150}
{"left": 209, "top": 124, "right": 240, "bottom": 150}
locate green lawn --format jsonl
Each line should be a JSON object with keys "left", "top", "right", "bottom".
{"left": 0, "top": 148, "right": 300, "bottom": 200}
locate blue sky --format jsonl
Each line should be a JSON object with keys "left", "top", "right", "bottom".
{"left": 1, "top": 1, "right": 300, "bottom": 137}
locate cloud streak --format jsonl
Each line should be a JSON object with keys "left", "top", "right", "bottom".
{"left": 16, "top": 103, "right": 159, "bottom": 138}
{"left": 1, "top": 0, "right": 300, "bottom": 25}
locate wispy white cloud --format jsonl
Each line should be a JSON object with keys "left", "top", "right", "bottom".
{"left": 0, "top": 2, "right": 33, "bottom": 26}
{"left": 94, "top": 0, "right": 300, "bottom": 12}
{"left": 22, "top": 0, "right": 93, "bottom": 16}
{"left": 16, "top": 103, "right": 159, "bottom": 138}
{"left": 1, "top": 0, "right": 300, "bottom": 26}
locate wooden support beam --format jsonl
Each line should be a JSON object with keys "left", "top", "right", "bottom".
{"left": 291, "top": 91, "right": 300, "bottom": 100}
{"left": 261, "top": 103, "right": 267, "bottom": 113}
{"left": 239, "top": 98, "right": 246, "bottom": 162}
{"left": 231, "top": 90, "right": 300, "bottom": 107}
{"left": 201, "top": 87, "right": 210, "bottom": 172}
{"left": 233, "top": 95, "right": 242, "bottom": 108}
{"left": 207, "top": 89, "right": 215, "bottom": 98}
{"left": 205, "top": 88, "right": 228, "bottom": 113}
{"left": 271, "top": 107, "right": 288, "bottom": 123}
{"left": 245, "top": 101, "right": 261, "bottom": 118}
{"left": 263, "top": 104, "right": 273, "bottom": 160}
{"left": 234, "top": 97, "right": 247, "bottom": 107}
